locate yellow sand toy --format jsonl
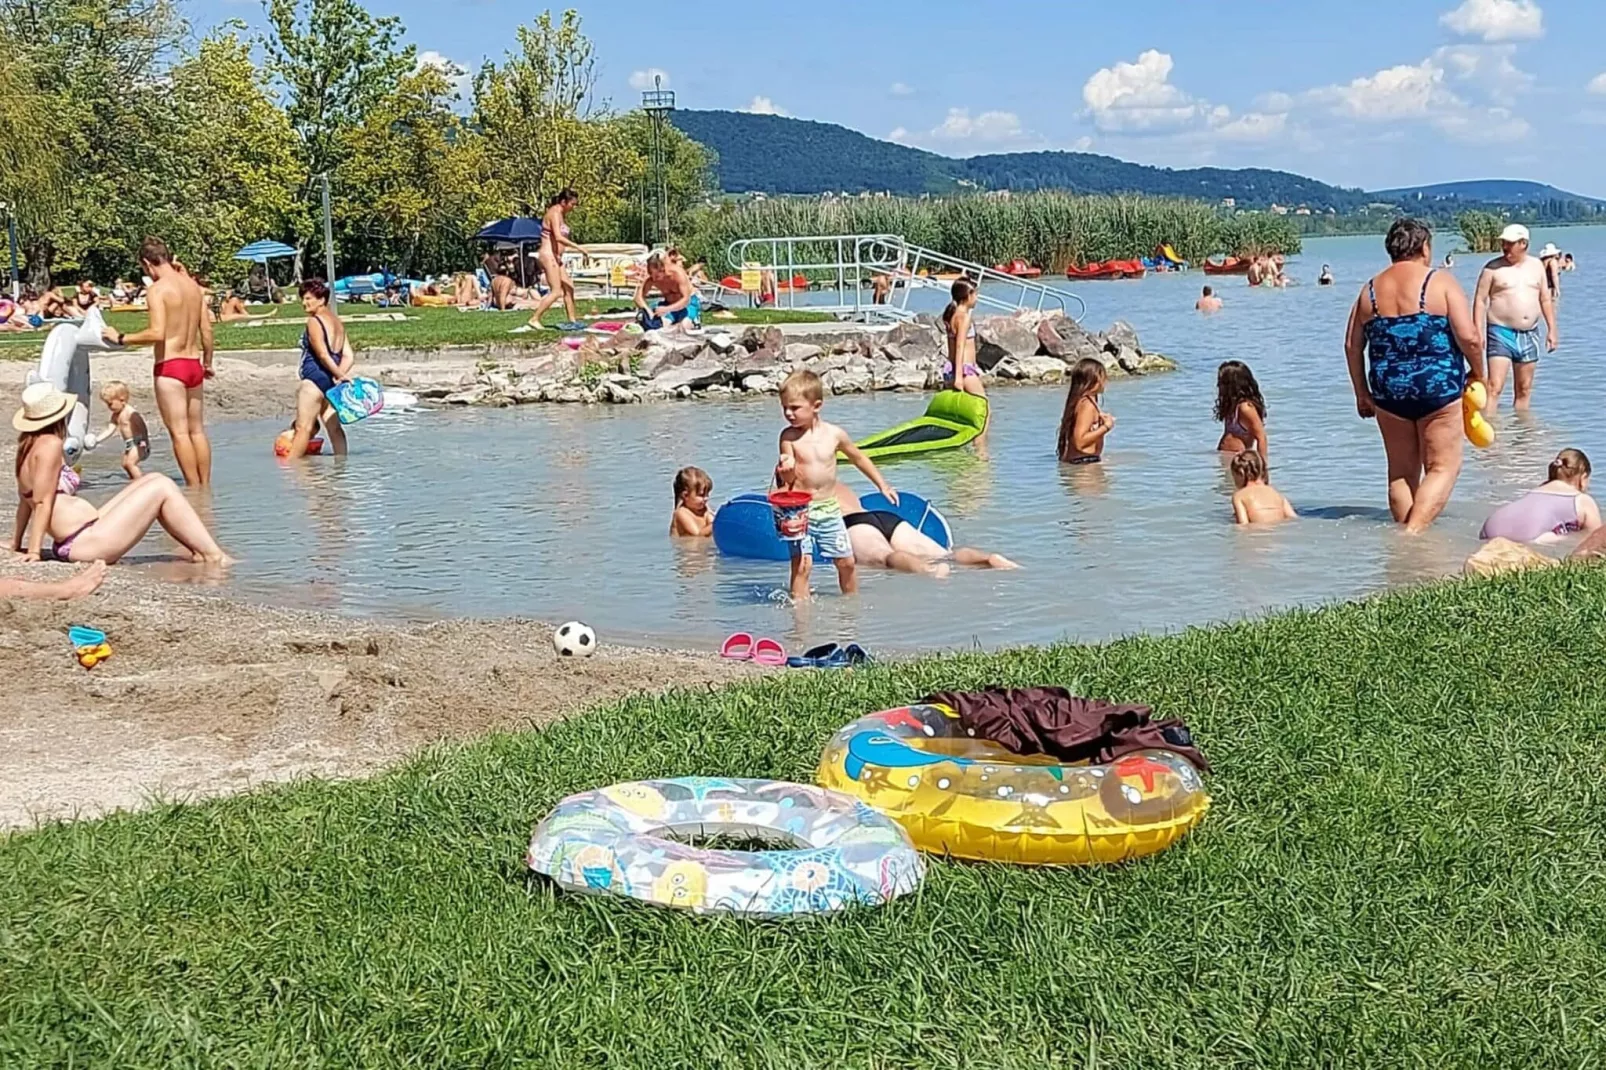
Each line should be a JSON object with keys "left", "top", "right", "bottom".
{"left": 816, "top": 704, "right": 1209, "bottom": 866}
{"left": 1463, "top": 381, "right": 1495, "bottom": 448}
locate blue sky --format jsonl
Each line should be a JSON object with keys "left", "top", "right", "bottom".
{"left": 198, "top": 0, "right": 1606, "bottom": 195}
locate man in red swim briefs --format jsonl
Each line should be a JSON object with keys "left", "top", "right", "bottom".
{"left": 103, "top": 237, "right": 213, "bottom": 486}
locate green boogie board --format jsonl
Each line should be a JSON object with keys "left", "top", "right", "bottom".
{"left": 847, "top": 390, "right": 990, "bottom": 461}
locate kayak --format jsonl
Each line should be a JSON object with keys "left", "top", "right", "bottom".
{"left": 848, "top": 390, "right": 989, "bottom": 461}
{"left": 1203, "top": 256, "right": 1251, "bottom": 276}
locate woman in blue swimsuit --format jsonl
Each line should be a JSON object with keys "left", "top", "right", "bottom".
{"left": 283, "top": 279, "right": 353, "bottom": 460}
{"left": 1344, "top": 219, "right": 1485, "bottom": 532}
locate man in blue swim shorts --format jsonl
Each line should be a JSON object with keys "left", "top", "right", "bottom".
{"left": 634, "top": 250, "right": 701, "bottom": 330}
{"left": 1474, "top": 224, "right": 1557, "bottom": 413}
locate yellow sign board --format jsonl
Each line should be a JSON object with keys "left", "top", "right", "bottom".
{"left": 740, "top": 264, "right": 762, "bottom": 292}
{"left": 609, "top": 261, "right": 628, "bottom": 288}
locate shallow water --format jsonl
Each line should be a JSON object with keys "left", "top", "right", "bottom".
{"left": 89, "top": 226, "right": 1606, "bottom": 652}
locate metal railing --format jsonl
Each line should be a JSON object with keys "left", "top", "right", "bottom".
{"left": 721, "top": 234, "right": 1086, "bottom": 324}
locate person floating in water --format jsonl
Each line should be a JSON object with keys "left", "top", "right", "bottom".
{"left": 832, "top": 483, "right": 1016, "bottom": 576}
{"left": 773, "top": 370, "right": 897, "bottom": 601}
{"left": 1195, "top": 285, "right": 1223, "bottom": 312}
{"left": 1473, "top": 224, "right": 1557, "bottom": 413}
{"left": 1056, "top": 358, "right": 1113, "bottom": 465}
{"left": 670, "top": 466, "right": 714, "bottom": 537}
{"left": 1230, "top": 450, "right": 1295, "bottom": 525}
{"left": 1214, "top": 360, "right": 1268, "bottom": 460}
{"left": 1479, "top": 449, "right": 1600, "bottom": 544}
{"left": 87, "top": 379, "right": 150, "bottom": 480}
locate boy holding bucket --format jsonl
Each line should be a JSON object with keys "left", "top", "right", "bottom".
{"left": 774, "top": 370, "right": 898, "bottom": 600}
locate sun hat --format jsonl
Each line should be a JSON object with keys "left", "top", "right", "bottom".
{"left": 12, "top": 382, "right": 75, "bottom": 432}
{"left": 1499, "top": 224, "right": 1530, "bottom": 244}
{"left": 1539, "top": 242, "right": 1561, "bottom": 258}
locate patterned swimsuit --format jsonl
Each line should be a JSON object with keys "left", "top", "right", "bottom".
{"left": 1364, "top": 269, "right": 1465, "bottom": 422}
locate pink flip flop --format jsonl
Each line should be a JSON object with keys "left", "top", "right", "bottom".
{"left": 752, "top": 637, "right": 787, "bottom": 667}
{"left": 720, "top": 632, "right": 755, "bottom": 660}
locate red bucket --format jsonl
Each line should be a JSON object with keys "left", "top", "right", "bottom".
{"left": 768, "top": 490, "right": 813, "bottom": 540}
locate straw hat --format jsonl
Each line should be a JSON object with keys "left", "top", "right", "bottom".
{"left": 1540, "top": 242, "right": 1561, "bottom": 258}
{"left": 12, "top": 382, "right": 75, "bottom": 432}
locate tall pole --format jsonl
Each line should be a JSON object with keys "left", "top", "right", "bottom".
{"left": 642, "top": 77, "right": 676, "bottom": 245}
{"left": 321, "top": 173, "right": 337, "bottom": 305}
{"left": 1, "top": 203, "right": 18, "bottom": 300}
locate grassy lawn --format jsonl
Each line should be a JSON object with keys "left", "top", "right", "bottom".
{"left": 4, "top": 567, "right": 1606, "bottom": 1067}
{"left": 0, "top": 302, "right": 832, "bottom": 359}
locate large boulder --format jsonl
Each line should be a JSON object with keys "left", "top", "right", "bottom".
{"left": 739, "top": 325, "right": 784, "bottom": 353}
{"left": 974, "top": 316, "right": 1041, "bottom": 371}
{"left": 735, "top": 347, "right": 782, "bottom": 376}
{"left": 886, "top": 363, "right": 936, "bottom": 390}
{"left": 994, "top": 354, "right": 1069, "bottom": 382}
{"left": 884, "top": 320, "right": 943, "bottom": 355}
{"left": 782, "top": 342, "right": 824, "bottom": 366}
{"left": 1106, "top": 319, "right": 1142, "bottom": 354}
{"left": 1036, "top": 315, "right": 1090, "bottom": 360}
{"left": 649, "top": 355, "right": 729, "bottom": 395}
{"left": 636, "top": 338, "right": 705, "bottom": 379}
{"left": 821, "top": 359, "right": 872, "bottom": 395}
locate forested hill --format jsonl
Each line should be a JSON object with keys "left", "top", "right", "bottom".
{"left": 672, "top": 110, "right": 1603, "bottom": 217}
{"left": 671, "top": 110, "right": 1365, "bottom": 209}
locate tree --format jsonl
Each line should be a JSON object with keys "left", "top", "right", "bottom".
{"left": 0, "top": 36, "right": 64, "bottom": 248}
{"left": 156, "top": 30, "right": 304, "bottom": 284}
{"left": 334, "top": 61, "right": 480, "bottom": 275}
{"left": 603, "top": 111, "right": 715, "bottom": 244}
{"left": 471, "top": 9, "right": 636, "bottom": 228}
{"left": 260, "top": 0, "right": 414, "bottom": 257}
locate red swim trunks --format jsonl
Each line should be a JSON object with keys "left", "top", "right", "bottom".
{"left": 153, "top": 358, "right": 205, "bottom": 389}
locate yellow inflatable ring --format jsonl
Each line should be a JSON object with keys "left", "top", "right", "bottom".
{"left": 816, "top": 704, "right": 1210, "bottom": 865}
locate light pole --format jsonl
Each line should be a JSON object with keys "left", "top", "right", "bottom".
{"left": 321, "top": 174, "right": 338, "bottom": 307}
{"left": 0, "top": 202, "right": 18, "bottom": 300}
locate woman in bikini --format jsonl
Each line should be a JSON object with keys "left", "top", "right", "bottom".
{"left": 942, "top": 278, "right": 985, "bottom": 402}
{"left": 1214, "top": 360, "right": 1268, "bottom": 461}
{"left": 526, "top": 188, "right": 584, "bottom": 330}
{"left": 1344, "top": 218, "right": 1485, "bottom": 533}
{"left": 12, "top": 384, "right": 228, "bottom": 565}
{"left": 283, "top": 279, "right": 353, "bottom": 461}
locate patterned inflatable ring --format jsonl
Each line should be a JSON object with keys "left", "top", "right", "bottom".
{"left": 526, "top": 777, "right": 925, "bottom": 916}
{"left": 816, "top": 704, "right": 1210, "bottom": 866}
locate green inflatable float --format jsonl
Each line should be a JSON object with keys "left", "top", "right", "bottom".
{"left": 847, "top": 390, "right": 990, "bottom": 461}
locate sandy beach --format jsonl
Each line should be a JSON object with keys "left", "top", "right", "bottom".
{"left": 1, "top": 350, "right": 759, "bottom": 828}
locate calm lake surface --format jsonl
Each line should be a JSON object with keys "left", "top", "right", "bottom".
{"left": 94, "top": 226, "right": 1606, "bottom": 652}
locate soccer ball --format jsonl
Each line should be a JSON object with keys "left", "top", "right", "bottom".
{"left": 553, "top": 621, "right": 597, "bottom": 657}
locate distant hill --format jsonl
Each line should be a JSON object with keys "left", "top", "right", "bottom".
{"left": 672, "top": 110, "right": 1601, "bottom": 218}
{"left": 1374, "top": 180, "right": 1605, "bottom": 208}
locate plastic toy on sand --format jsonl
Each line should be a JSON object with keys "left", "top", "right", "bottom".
{"left": 553, "top": 621, "right": 597, "bottom": 657}
{"left": 527, "top": 777, "right": 924, "bottom": 916}
{"left": 68, "top": 625, "right": 112, "bottom": 669}
{"left": 817, "top": 703, "right": 1210, "bottom": 866}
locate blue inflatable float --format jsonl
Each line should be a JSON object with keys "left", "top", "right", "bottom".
{"left": 713, "top": 491, "right": 952, "bottom": 562}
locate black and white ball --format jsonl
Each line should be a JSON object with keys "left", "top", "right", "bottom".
{"left": 553, "top": 621, "right": 597, "bottom": 657}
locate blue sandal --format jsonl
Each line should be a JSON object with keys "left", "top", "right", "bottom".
{"left": 787, "top": 643, "right": 846, "bottom": 669}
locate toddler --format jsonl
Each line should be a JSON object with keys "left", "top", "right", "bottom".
{"left": 670, "top": 466, "right": 714, "bottom": 537}
{"left": 1230, "top": 450, "right": 1295, "bottom": 525}
{"left": 89, "top": 380, "right": 150, "bottom": 479}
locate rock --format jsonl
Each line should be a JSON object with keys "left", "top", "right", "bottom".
{"left": 703, "top": 331, "right": 740, "bottom": 355}
{"left": 703, "top": 384, "right": 738, "bottom": 397}
{"left": 884, "top": 321, "right": 943, "bottom": 355}
{"left": 736, "top": 347, "right": 782, "bottom": 376}
{"left": 821, "top": 360, "right": 872, "bottom": 395}
{"left": 599, "top": 376, "right": 642, "bottom": 404}
{"left": 741, "top": 373, "right": 781, "bottom": 394}
{"left": 1571, "top": 528, "right": 1606, "bottom": 560}
{"left": 739, "top": 325, "right": 784, "bottom": 353}
{"left": 886, "top": 363, "right": 935, "bottom": 391}
{"left": 994, "top": 354, "right": 1069, "bottom": 382}
{"left": 544, "top": 384, "right": 593, "bottom": 404}
{"left": 442, "top": 385, "right": 492, "bottom": 405}
{"left": 1036, "top": 316, "right": 1088, "bottom": 359}
{"left": 867, "top": 355, "right": 894, "bottom": 389}
{"left": 650, "top": 356, "right": 729, "bottom": 394}
{"left": 1106, "top": 319, "right": 1141, "bottom": 354}
{"left": 1464, "top": 537, "right": 1557, "bottom": 578}
{"left": 636, "top": 339, "right": 705, "bottom": 379}
{"left": 1115, "top": 346, "right": 1144, "bottom": 373}
{"left": 782, "top": 342, "right": 824, "bottom": 366}
{"left": 974, "top": 316, "right": 1041, "bottom": 371}
{"left": 808, "top": 351, "right": 853, "bottom": 374}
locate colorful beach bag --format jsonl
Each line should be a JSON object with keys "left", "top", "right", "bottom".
{"left": 327, "top": 377, "right": 385, "bottom": 424}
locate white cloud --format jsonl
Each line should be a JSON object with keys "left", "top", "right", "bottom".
{"left": 888, "top": 126, "right": 910, "bottom": 141}
{"left": 1434, "top": 44, "right": 1533, "bottom": 104}
{"left": 415, "top": 50, "right": 471, "bottom": 100}
{"left": 890, "top": 82, "right": 915, "bottom": 97}
{"left": 1589, "top": 73, "right": 1606, "bottom": 95}
{"left": 628, "top": 68, "right": 671, "bottom": 92}
{"left": 930, "top": 107, "right": 1025, "bottom": 142}
{"left": 742, "top": 95, "right": 787, "bottom": 116}
{"left": 1070, "top": 135, "right": 1094, "bottom": 151}
{"left": 1440, "top": 0, "right": 1543, "bottom": 41}
{"left": 1305, "top": 55, "right": 1530, "bottom": 143}
{"left": 1210, "top": 111, "right": 1289, "bottom": 141}
{"left": 1082, "top": 50, "right": 1204, "bottom": 131}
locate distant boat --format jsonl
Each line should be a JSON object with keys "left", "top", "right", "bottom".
{"left": 993, "top": 259, "right": 1043, "bottom": 278}
{"left": 1202, "top": 256, "right": 1252, "bottom": 276}
{"left": 1064, "top": 259, "right": 1146, "bottom": 280}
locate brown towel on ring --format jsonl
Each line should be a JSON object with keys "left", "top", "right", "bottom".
{"left": 921, "top": 687, "right": 1209, "bottom": 772}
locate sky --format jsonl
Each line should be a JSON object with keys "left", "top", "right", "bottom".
{"left": 197, "top": 0, "right": 1606, "bottom": 196}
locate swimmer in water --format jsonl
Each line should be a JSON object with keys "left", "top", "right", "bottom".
{"left": 1230, "top": 450, "right": 1295, "bottom": 525}
{"left": 1195, "top": 285, "right": 1223, "bottom": 312}
{"left": 833, "top": 483, "right": 1016, "bottom": 575}
{"left": 670, "top": 466, "right": 714, "bottom": 537}
{"left": 1056, "top": 358, "right": 1113, "bottom": 464}
{"left": 1214, "top": 360, "right": 1268, "bottom": 460}
{"left": 1479, "top": 449, "right": 1600, "bottom": 544}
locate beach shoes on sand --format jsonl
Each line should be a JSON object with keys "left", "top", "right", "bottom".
{"left": 720, "top": 633, "right": 787, "bottom": 667}
{"left": 786, "top": 643, "right": 873, "bottom": 669}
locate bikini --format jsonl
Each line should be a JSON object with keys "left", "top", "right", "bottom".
{"left": 1364, "top": 269, "right": 1465, "bottom": 422}
{"left": 1223, "top": 407, "right": 1252, "bottom": 442}
{"left": 154, "top": 357, "right": 205, "bottom": 389}
{"left": 843, "top": 510, "right": 905, "bottom": 542}
{"left": 18, "top": 469, "right": 94, "bottom": 561}
{"left": 944, "top": 320, "right": 980, "bottom": 381}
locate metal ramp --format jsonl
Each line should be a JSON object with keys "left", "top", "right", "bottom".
{"left": 722, "top": 234, "right": 1086, "bottom": 324}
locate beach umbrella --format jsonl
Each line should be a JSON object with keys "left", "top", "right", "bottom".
{"left": 474, "top": 218, "right": 544, "bottom": 243}
{"left": 234, "top": 240, "right": 299, "bottom": 264}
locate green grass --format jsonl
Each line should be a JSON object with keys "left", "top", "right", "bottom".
{"left": 4, "top": 567, "right": 1606, "bottom": 1067}
{"left": 0, "top": 302, "right": 831, "bottom": 358}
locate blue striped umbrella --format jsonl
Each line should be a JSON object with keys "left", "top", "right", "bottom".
{"left": 234, "top": 240, "right": 298, "bottom": 263}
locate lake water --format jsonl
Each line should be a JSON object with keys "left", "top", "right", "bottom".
{"left": 91, "top": 227, "right": 1606, "bottom": 652}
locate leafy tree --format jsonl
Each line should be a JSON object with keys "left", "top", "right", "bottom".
{"left": 601, "top": 111, "right": 715, "bottom": 244}
{"left": 471, "top": 9, "right": 636, "bottom": 232}
{"left": 260, "top": 0, "right": 414, "bottom": 257}
{"left": 0, "top": 35, "right": 63, "bottom": 251}
{"left": 1458, "top": 210, "right": 1505, "bottom": 253}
